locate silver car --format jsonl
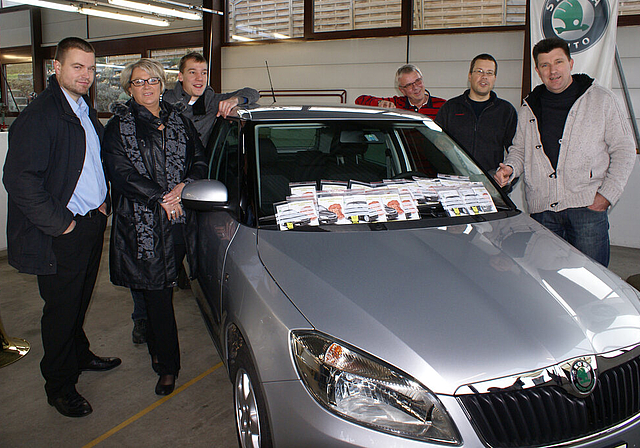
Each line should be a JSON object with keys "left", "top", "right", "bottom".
{"left": 182, "top": 105, "right": 640, "bottom": 447}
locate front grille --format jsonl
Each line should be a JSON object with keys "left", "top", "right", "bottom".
{"left": 458, "top": 356, "right": 640, "bottom": 447}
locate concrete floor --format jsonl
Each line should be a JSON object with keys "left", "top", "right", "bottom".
{"left": 1, "top": 236, "right": 639, "bottom": 448}
{"left": 0, "top": 235, "right": 237, "bottom": 448}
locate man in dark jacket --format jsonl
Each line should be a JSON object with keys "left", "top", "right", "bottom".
{"left": 3, "top": 37, "right": 121, "bottom": 418}
{"left": 435, "top": 54, "right": 517, "bottom": 173}
{"left": 163, "top": 52, "right": 259, "bottom": 147}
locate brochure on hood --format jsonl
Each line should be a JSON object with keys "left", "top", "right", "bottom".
{"left": 275, "top": 198, "right": 319, "bottom": 230}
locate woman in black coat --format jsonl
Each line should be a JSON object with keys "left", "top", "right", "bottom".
{"left": 103, "top": 58, "right": 207, "bottom": 395}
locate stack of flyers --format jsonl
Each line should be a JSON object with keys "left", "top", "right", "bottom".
{"left": 438, "top": 174, "right": 470, "bottom": 184}
{"left": 397, "top": 186, "right": 420, "bottom": 220}
{"left": 349, "top": 180, "right": 373, "bottom": 190}
{"left": 289, "top": 182, "right": 318, "bottom": 200}
{"left": 320, "top": 180, "right": 348, "bottom": 192}
{"left": 379, "top": 188, "right": 406, "bottom": 221}
{"left": 384, "top": 179, "right": 426, "bottom": 206}
{"left": 459, "top": 184, "right": 497, "bottom": 214}
{"left": 317, "top": 192, "right": 350, "bottom": 225}
{"left": 274, "top": 198, "right": 319, "bottom": 230}
{"left": 343, "top": 191, "right": 371, "bottom": 223}
{"left": 413, "top": 178, "right": 441, "bottom": 203}
{"left": 365, "top": 190, "right": 388, "bottom": 222}
{"left": 436, "top": 188, "right": 470, "bottom": 217}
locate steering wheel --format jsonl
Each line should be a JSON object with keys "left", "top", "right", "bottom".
{"left": 391, "top": 170, "right": 428, "bottom": 180}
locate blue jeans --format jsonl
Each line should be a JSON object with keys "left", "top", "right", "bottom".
{"left": 131, "top": 289, "right": 147, "bottom": 321}
{"left": 531, "top": 207, "right": 610, "bottom": 267}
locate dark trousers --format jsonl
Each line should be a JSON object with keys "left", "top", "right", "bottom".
{"left": 37, "top": 211, "right": 107, "bottom": 399}
{"left": 143, "top": 241, "right": 185, "bottom": 376}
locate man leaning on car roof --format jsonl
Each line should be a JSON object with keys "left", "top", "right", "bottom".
{"left": 355, "top": 64, "right": 446, "bottom": 119}
{"left": 163, "top": 51, "right": 259, "bottom": 147}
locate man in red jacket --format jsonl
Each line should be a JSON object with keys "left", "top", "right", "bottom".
{"left": 355, "top": 64, "right": 446, "bottom": 119}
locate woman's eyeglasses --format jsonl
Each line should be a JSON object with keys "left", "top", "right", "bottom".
{"left": 130, "top": 77, "right": 161, "bottom": 87}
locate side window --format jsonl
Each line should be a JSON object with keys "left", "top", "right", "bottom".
{"left": 209, "top": 120, "right": 240, "bottom": 203}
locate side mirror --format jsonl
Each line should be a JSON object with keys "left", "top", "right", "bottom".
{"left": 181, "top": 179, "right": 234, "bottom": 212}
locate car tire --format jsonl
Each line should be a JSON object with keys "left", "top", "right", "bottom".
{"left": 232, "top": 346, "right": 273, "bottom": 448}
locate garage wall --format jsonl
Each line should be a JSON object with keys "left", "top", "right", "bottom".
{"left": 221, "top": 31, "right": 524, "bottom": 108}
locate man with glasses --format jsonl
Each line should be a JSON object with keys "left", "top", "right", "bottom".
{"left": 355, "top": 64, "right": 445, "bottom": 119}
{"left": 435, "top": 54, "right": 517, "bottom": 173}
{"left": 163, "top": 52, "right": 259, "bottom": 147}
{"left": 3, "top": 37, "right": 121, "bottom": 418}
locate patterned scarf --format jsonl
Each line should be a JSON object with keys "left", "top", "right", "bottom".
{"left": 117, "top": 101, "right": 188, "bottom": 259}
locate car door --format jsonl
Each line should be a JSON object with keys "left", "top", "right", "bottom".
{"left": 194, "top": 119, "right": 241, "bottom": 342}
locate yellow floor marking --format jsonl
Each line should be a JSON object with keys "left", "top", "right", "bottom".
{"left": 83, "top": 362, "right": 225, "bottom": 448}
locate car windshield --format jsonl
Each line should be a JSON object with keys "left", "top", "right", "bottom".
{"left": 253, "top": 119, "right": 512, "bottom": 228}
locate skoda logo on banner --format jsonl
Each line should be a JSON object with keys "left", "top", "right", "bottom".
{"left": 542, "top": 0, "right": 609, "bottom": 54}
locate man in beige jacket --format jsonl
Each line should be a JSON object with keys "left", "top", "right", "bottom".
{"left": 495, "top": 37, "right": 635, "bottom": 267}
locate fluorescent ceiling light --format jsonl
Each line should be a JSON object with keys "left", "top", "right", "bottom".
{"left": 272, "top": 33, "right": 289, "bottom": 39}
{"left": 12, "top": 0, "right": 77, "bottom": 12}
{"left": 108, "top": 0, "right": 202, "bottom": 20}
{"left": 79, "top": 6, "right": 170, "bottom": 26}
{"left": 231, "top": 35, "right": 253, "bottom": 42}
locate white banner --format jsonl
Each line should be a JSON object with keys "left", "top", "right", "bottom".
{"left": 530, "top": 0, "right": 619, "bottom": 88}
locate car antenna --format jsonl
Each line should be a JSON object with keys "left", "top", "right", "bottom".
{"left": 265, "top": 60, "right": 276, "bottom": 104}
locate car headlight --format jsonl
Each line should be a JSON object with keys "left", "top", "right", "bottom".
{"left": 291, "top": 331, "right": 461, "bottom": 444}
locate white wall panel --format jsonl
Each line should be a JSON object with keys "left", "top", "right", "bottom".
{"left": 41, "top": 10, "right": 87, "bottom": 45}
{"left": 0, "top": 10, "right": 31, "bottom": 47}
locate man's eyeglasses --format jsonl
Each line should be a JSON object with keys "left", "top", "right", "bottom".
{"left": 471, "top": 69, "right": 495, "bottom": 77}
{"left": 130, "top": 77, "right": 161, "bottom": 87}
{"left": 399, "top": 77, "right": 424, "bottom": 90}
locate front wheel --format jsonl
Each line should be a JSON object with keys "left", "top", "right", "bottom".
{"left": 232, "top": 346, "right": 272, "bottom": 448}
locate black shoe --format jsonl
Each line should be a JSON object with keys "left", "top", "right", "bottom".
{"left": 48, "top": 390, "right": 93, "bottom": 418}
{"left": 79, "top": 356, "right": 122, "bottom": 372}
{"left": 177, "top": 265, "right": 191, "bottom": 289}
{"left": 132, "top": 319, "right": 148, "bottom": 344}
{"left": 155, "top": 374, "right": 176, "bottom": 396}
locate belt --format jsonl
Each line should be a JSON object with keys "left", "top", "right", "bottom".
{"left": 77, "top": 208, "right": 101, "bottom": 219}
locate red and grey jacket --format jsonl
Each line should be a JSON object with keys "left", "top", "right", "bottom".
{"left": 355, "top": 90, "right": 446, "bottom": 119}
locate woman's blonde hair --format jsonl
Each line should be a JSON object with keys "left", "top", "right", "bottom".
{"left": 120, "top": 58, "right": 166, "bottom": 94}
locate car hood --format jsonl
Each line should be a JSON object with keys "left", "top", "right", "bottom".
{"left": 256, "top": 214, "right": 640, "bottom": 394}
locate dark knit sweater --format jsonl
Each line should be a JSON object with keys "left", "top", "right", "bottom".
{"left": 435, "top": 90, "right": 517, "bottom": 172}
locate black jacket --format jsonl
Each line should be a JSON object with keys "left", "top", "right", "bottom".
{"left": 435, "top": 90, "right": 517, "bottom": 172}
{"left": 3, "top": 75, "right": 105, "bottom": 275}
{"left": 103, "top": 100, "right": 207, "bottom": 290}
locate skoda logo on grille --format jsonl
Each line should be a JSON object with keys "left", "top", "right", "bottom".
{"left": 541, "top": 0, "right": 609, "bottom": 54}
{"left": 570, "top": 360, "right": 597, "bottom": 394}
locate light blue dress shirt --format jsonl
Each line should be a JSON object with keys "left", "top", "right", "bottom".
{"left": 61, "top": 89, "right": 107, "bottom": 216}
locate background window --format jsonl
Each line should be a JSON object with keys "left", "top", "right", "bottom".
{"left": 413, "top": 0, "right": 526, "bottom": 30}
{"left": 228, "top": 0, "right": 304, "bottom": 41}
{"left": 314, "top": 0, "right": 402, "bottom": 32}
{"left": 620, "top": 0, "right": 640, "bottom": 15}
{"left": 95, "top": 54, "right": 142, "bottom": 113}
{"left": 4, "top": 62, "right": 33, "bottom": 112}
{"left": 150, "top": 47, "right": 203, "bottom": 90}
